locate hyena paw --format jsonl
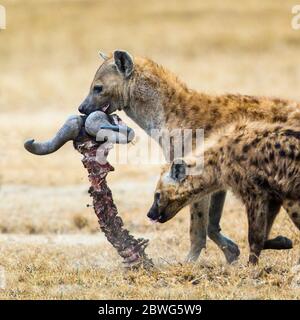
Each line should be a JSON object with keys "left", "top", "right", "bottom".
{"left": 263, "top": 236, "right": 293, "bottom": 250}
{"left": 223, "top": 239, "right": 240, "bottom": 264}
{"left": 185, "top": 249, "right": 202, "bottom": 263}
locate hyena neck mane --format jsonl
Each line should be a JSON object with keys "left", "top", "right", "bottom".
{"left": 125, "top": 57, "right": 299, "bottom": 137}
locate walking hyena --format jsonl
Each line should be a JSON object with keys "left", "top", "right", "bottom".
{"left": 147, "top": 120, "right": 300, "bottom": 264}
{"left": 78, "top": 50, "right": 299, "bottom": 262}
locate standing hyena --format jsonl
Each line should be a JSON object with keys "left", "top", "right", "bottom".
{"left": 78, "top": 50, "right": 299, "bottom": 262}
{"left": 147, "top": 120, "right": 300, "bottom": 264}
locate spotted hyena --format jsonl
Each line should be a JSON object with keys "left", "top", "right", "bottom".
{"left": 148, "top": 120, "right": 300, "bottom": 264}
{"left": 79, "top": 50, "right": 300, "bottom": 263}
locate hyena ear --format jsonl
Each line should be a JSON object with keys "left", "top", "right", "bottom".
{"left": 114, "top": 50, "right": 134, "bottom": 78}
{"left": 99, "top": 51, "right": 109, "bottom": 61}
{"left": 170, "top": 159, "right": 187, "bottom": 182}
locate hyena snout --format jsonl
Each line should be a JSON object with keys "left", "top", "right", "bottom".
{"left": 78, "top": 96, "right": 96, "bottom": 115}
{"left": 147, "top": 192, "right": 163, "bottom": 222}
{"left": 78, "top": 102, "right": 86, "bottom": 114}
{"left": 78, "top": 97, "right": 89, "bottom": 114}
{"left": 147, "top": 201, "right": 160, "bottom": 222}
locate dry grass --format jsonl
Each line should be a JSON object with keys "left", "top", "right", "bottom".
{"left": 0, "top": 0, "right": 300, "bottom": 299}
{"left": 0, "top": 233, "right": 299, "bottom": 299}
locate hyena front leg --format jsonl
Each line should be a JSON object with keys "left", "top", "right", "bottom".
{"left": 208, "top": 190, "right": 240, "bottom": 263}
{"left": 246, "top": 198, "right": 268, "bottom": 265}
{"left": 187, "top": 191, "right": 241, "bottom": 263}
{"left": 186, "top": 196, "right": 210, "bottom": 262}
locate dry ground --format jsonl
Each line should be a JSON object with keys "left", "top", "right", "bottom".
{"left": 0, "top": 0, "right": 300, "bottom": 299}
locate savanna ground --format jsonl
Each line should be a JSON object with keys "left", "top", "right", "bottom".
{"left": 0, "top": 0, "right": 300, "bottom": 299}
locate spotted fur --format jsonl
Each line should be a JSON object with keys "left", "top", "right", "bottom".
{"left": 152, "top": 120, "right": 300, "bottom": 264}
{"left": 79, "top": 50, "right": 300, "bottom": 263}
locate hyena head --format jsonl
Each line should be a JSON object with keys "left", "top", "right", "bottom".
{"left": 79, "top": 50, "right": 134, "bottom": 115}
{"left": 147, "top": 159, "right": 198, "bottom": 223}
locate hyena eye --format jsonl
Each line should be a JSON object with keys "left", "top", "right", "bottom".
{"left": 93, "top": 85, "right": 103, "bottom": 94}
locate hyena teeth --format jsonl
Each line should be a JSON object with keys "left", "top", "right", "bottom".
{"left": 102, "top": 104, "right": 109, "bottom": 112}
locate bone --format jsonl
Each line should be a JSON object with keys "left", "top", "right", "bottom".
{"left": 24, "top": 115, "right": 83, "bottom": 155}
{"left": 24, "top": 111, "right": 152, "bottom": 268}
{"left": 85, "top": 111, "right": 135, "bottom": 144}
{"left": 24, "top": 112, "right": 135, "bottom": 156}
{"left": 73, "top": 131, "right": 153, "bottom": 269}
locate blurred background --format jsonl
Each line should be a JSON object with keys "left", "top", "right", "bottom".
{"left": 0, "top": 0, "right": 300, "bottom": 299}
